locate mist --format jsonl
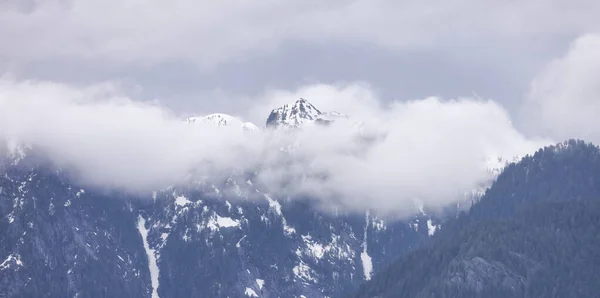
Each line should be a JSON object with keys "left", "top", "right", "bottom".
{"left": 0, "top": 77, "right": 554, "bottom": 217}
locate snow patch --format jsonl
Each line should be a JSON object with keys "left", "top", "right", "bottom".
{"left": 216, "top": 215, "right": 240, "bottom": 228}
{"left": 161, "top": 233, "right": 169, "bottom": 242}
{"left": 0, "top": 254, "right": 23, "bottom": 270}
{"left": 293, "top": 261, "right": 317, "bottom": 283}
{"left": 244, "top": 288, "right": 259, "bottom": 297}
{"left": 174, "top": 195, "right": 191, "bottom": 207}
{"left": 371, "top": 217, "right": 386, "bottom": 231}
{"left": 361, "top": 211, "right": 373, "bottom": 281}
{"left": 137, "top": 216, "right": 160, "bottom": 298}
{"left": 301, "top": 235, "right": 326, "bottom": 259}
{"left": 236, "top": 235, "right": 247, "bottom": 248}
{"left": 427, "top": 219, "right": 438, "bottom": 236}
{"left": 206, "top": 213, "right": 241, "bottom": 231}
{"left": 256, "top": 279, "right": 265, "bottom": 290}
{"left": 264, "top": 194, "right": 295, "bottom": 236}
{"left": 410, "top": 220, "right": 419, "bottom": 232}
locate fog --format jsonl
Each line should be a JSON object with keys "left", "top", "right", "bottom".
{"left": 0, "top": 77, "right": 552, "bottom": 216}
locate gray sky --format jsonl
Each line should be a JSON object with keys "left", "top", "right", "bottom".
{"left": 2, "top": 0, "right": 599, "bottom": 122}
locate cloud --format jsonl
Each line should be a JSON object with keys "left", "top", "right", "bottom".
{"left": 1, "top": 0, "right": 599, "bottom": 69}
{"left": 522, "top": 33, "right": 600, "bottom": 143}
{"left": 251, "top": 85, "right": 547, "bottom": 216}
{"left": 0, "top": 77, "right": 263, "bottom": 190}
{"left": 0, "top": 77, "right": 547, "bottom": 217}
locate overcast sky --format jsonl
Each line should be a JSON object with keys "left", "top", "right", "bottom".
{"left": 2, "top": 0, "right": 599, "bottom": 125}
{"left": 1, "top": 0, "right": 600, "bottom": 215}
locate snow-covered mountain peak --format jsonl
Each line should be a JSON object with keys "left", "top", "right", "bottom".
{"left": 266, "top": 98, "right": 324, "bottom": 129}
{"left": 186, "top": 113, "right": 259, "bottom": 132}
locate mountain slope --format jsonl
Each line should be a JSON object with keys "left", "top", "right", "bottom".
{"left": 354, "top": 140, "right": 600, "bottom": 298}
{"left": 0, "top": 155, "right": 150, "bottom": 297}
{"left": 0, "top": 150, "right": 435, "bottom": 298}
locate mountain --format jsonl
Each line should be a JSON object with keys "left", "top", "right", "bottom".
{"left": 186, "top": 113, "right": 259, "bottom": 131}
{"left": 265, "top": 98, "right": 347, "bottom": 129}
{"left": 0, "top": 99, "right": 441, "bottom": 298}
{"left": 0, "top": 98, "right": 523, "bottom": 298}
{"left": 266, "top": 98, "right": 323, "bottom": 129}
{"left": 353, "top": 140, "right": 600, "bottom": 298}
{"left": 0, "top": 152, "right": 149, "bottom": 297}
{"left": 0, "top": 149, "right": 436, "bottom": 298}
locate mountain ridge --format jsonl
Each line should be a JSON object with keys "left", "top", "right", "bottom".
{"left": 353, "top": 139, "right": 600, "bottom": 298}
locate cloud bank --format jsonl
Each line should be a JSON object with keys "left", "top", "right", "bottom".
{"left": 522, "top": 33, "right": 600, "bottom": 144}
{"left": 2, "top": 0, "right": 599, "bottom": 69}
{"left": 0, "top": 76, "right": 548, "bottom": 216}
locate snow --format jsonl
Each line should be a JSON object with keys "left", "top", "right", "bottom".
{"left": 186, "top": 113, "right": 259, "bottom": 132}
{"left": 360, "top": 251, "right": 373, "bottom": 281}
{"left": 264, "top": 194, "right": 282, "bottom": 215}
{"left": 411, "top": 221, "right": 419, "bottom": 232}
{"left": 256, "top": 279, "right": 265, "bottom": 290}
{"left": 174, "top": 195, "right": 191, "bottom": 207}
{"left": 216, "top": 215, "right": 240, "bottom": 228}
{"left": 264, "top": 194, "right": 295, "bottom": 236}
{"left": 301, "top": 235, "right": 326, "bottom": 259}
{"left": 371, "top": 217, "right": 386, "bottom": 231}
{"left": 161, "top": 233, "right": 169, "bottom": 242}
{"left": 427, "top": 219, "right": 438, "bottom": 236}
{"left": 244, "top": 288, "right": 259, "bottom": 297}
{"left": 206, "top": 213, "right": 241, "bottom": 231}
{"left": 484, "top": 155, "right": 515, "bottom": 176}
{"left": 293, "top": 261, "right": 317, "bottom": 283}
{"left": 266, "top": 98, "right": 323, "bottom": 128}
{"left": 283, "top": 224, "right": 296, "bottom": 236}
{"left": 361, "top": 211, "right": 373, "bottom": 280}
{"left": 6, "top": 141, "right": 28, "bottom": 165}
{"left": 137, "top": 216, "right": 160, "bottom": 298}
{"left": 298, "top": 233, "right": 354, "bottom": 262}
{"left": 242, "top": 122, "right": 259, "bottom": 132}
{"left": 236, "top": 235, "right": 247, "bottom": 248}
{"left": 48, "top": 202, "right": 55, "bottom": 216}
{"left": 0, "top": 254, "right": 23, "bottom": 270}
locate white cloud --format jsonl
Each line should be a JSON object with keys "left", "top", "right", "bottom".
{"left": 251, "top": 85, "right": 546, "bottom": 216}
{"left": 1, "top": 0, "right": 599, "bottom": 69}
{"left": 522, "top": 33, "right": 600, "bottom": 143}
{"left": 0, "top": 77, "right": 263, "bottom": 190}
{"left": 0, "top": 77, "right": 547, "bottom": 217}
